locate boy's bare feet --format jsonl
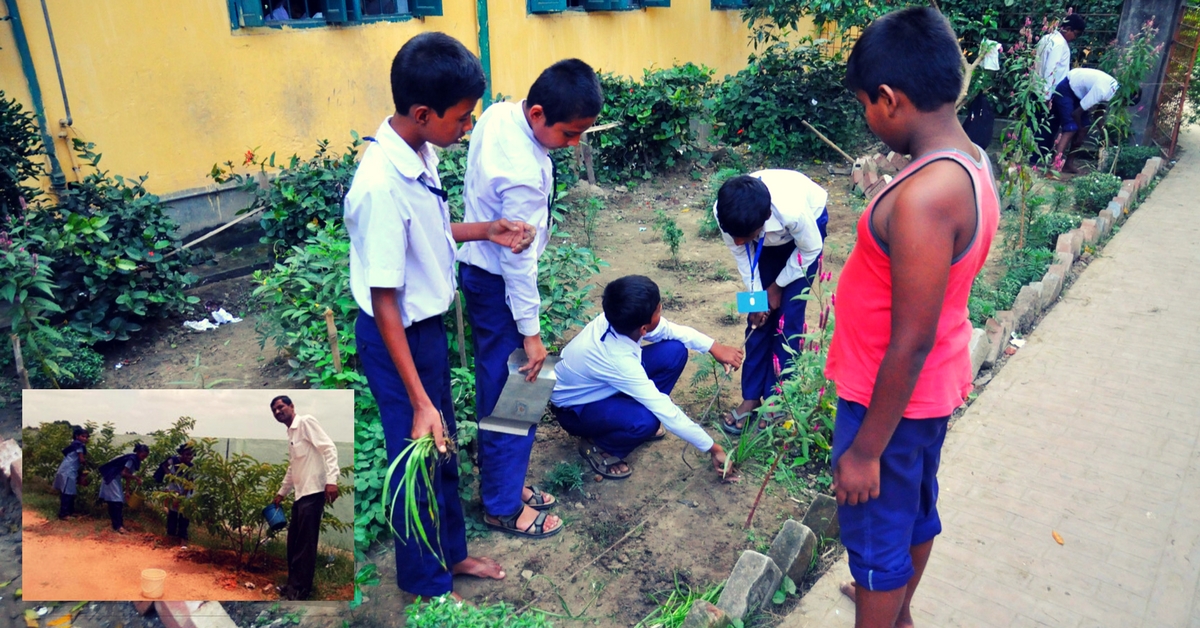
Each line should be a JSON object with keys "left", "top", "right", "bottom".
{"left": 839, "top": 581, "right": 915, "bottom": 628}
{"left": 840, "top": 580, "right": 856, "bottom": 601}
{"left": 450, "top": 556, "right": 506, "bottom": 580}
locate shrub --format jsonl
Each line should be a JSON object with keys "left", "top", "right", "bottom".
{"left": 698, "top": 168, "right": 744, "bottom": 240}
{"left": 405, "top": 596, "right": 553, "bottom": 628}
{"left": 544, "top": 461, "right": 584, "bottom": 496}
{"left": 1103, "top": 145, "right": 1162, "bottom": 180}
{"left": 538, "top": 239, "right": 606, "bottom": 349}
{"left": 1027, "top": 211, "right": 1081, "bottom": 252}
{"left": 0, "top": 91, "right": 46, "bottom": 219}
{"left": 1073, "top": 172, "right": 1122, "bottom": 214}
{"left": 653, "top": 210, "right": 685, "bottom": 264}
{"left": 211, "top": 136, "right": 362, "bottom": 249}
{"left": 593, "top": 63, "right": 713, "bottom": 180}
{"left": 29, "top": 327, "right": 104, "bottom": 389}
{"left": 712, "top": 42, "right": 863, "bottom": 162}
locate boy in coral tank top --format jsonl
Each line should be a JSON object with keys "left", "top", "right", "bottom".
{"left": 824, "top": 7, "right": 1001, "bottom": 626}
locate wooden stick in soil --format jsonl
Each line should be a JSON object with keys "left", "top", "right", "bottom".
{"left": 745, "top": 445, "right": 786, "bottom": 529}
{"left": 10, "top": 334, "right": 29, "bottom": 390}
{"left": 516, "top": 499, "right": 672, "bottom": 615}
{"left": 801, "top": 120, "right": 854, "bottom": 165}
{"left": 323, "top": 308, "right": 343, "bottom": 375}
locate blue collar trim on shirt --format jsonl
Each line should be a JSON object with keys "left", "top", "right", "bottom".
{"left": 364, "top": 136, "right": 448, "bottom": 201}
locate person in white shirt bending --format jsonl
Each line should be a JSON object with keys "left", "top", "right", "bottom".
{"left": 551, "top": 275, "right": 744, "bottom": 478}
{"left": 1032, "top": 14, "right": 1085, "bottom": 159}
{"left": 458, "top": 60, "right": 601, "bottom": 540}
{"left": 714, "top": 171, "right": 828, "bottom": 435}
{"left": 1050, "top": 68, "right": 1134, "bottom": 173}
{"left": 271, "top": 395, "right": 340, "bottom": 601}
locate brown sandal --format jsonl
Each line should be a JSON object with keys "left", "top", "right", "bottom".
{"left": 485, "top": 510, "right": 562, "bottom": 539}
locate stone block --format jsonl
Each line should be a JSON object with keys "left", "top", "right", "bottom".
{"left": 875, "top": 153, "right": 896, "bottom": 174}
{"left": 1121, "top": 180, "right": 1136, "bottom": 195}
{"left": 1148, "top": 156, "right": 1164, "bottom": 173}
{"left": 1040, "top": 266, "right": 1066, "bottom": 309}
{"left": 984, "top": 316, "right": 1009, "bottom": 368}
{"left": 1080, "top": 219, "right": 1098, "bottom": 244}
{"left": 969, "top": 327, "right": 991, "bottom": 377}
{"left": 155, "top": 601, "right": 239, "bottom": 628}
{"left": 888, "top": 151, "right": 911, "bottom": 171}
{"left": 716, "top": 551, "right": 783, "bottom": 620}
{"left": 1055, "top": 233, "right": 1074, "bottom": 259}
{"left": 1013, "top": 282, "right": 1043, "bottom": 332}
{"left": 801, "top": 493, "right": 840, "bottom": 539}
{"left": 851, "top": 160, "right": 864, "bottom": 188}
{"left": 1095, "top": 215, "right": 1110, "bottom": 238}
{"left": 683, "top": 601, "right": 733, "bottom": 628}
{"left": 767, "top": 520, "right": 818, "bottom": 584}
{"left": 864, "top": 180, "right": 888, "bottom": 200}
{"left": 1068, "top": 229, "right": 1083, "bottom": 257}
{"left": 1136, "top": 172, "right": 1149, "bottom": 191}
{"left": 1054, "top": 251, "right": 1073, "bottom": 268}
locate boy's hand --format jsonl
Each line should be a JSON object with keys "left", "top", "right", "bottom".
{"left": 748, "top": 312, "right": 768, "bottom": 329}
{"left": 411, "top": 402, "right": 448, "bottom": 454}
{"left": 488, "top": 219, "right": 536, "bottom": 253}
{"left": 709, "top": 343, "right": 744, "bottom": 374}
{"left": 767, "top": 283, "right": 783, "bottom": 311}
{"left": 520, "top": 335, "right": 548, "bottom": 382}
{"left": 833, "top": 446, "right": 880, "bottom": 506}
{"left": 709, "top": 443, "right": 728, "bottom": 474}
{"left": 325, "top": 484, "right": 339, "bottom": 505}
{"left": 273, "top": 494, "right": 284, "bottom": 507}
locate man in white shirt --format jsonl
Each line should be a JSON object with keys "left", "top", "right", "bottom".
{"left": 458, "top": 60, "right": 601, "bottom": 540}
{"left": 551, "top": 275, "right": 743, "bottom": 478}
{"left": 714, "top": 171, "right": 828, "bottom": 434}
{"left": 271, "top": 396, "right": 339, "bottom": 600}
{"left": 1050, "top": 68, "right": 1125, "bottom": 173}
{"left": 1033, "top": 15, "right": 1085, "bottom": 160}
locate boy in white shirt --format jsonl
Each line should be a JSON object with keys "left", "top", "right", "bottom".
{"left": 345, "top": 32, "right": 534, "bottom": 601}
{"left": 458, "top": 59, "right": 602, "bottom": 539}
{"left": 551, "top": 275, "right": 743, "bottom": 478}
{"left": 1032, "top": 14, "right": 1085, "bottom": 160}
{"left": 714, "top": 171, "right": 828, "bottom": 434}
{"left": 1050, "top": 68, "right": 1130, "bottom": 173}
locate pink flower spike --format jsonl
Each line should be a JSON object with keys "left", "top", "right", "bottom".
{"left": 831, "top": 293, "right": 837, "bottom": 307}
{"left": 802, "top": 322, "right": 808, "bottom": 334}
{"left": 777, "top": 314, "right": 786, "bottom": 334}
{"left": 773, "top": 354, "right": 782, "bottom": 376}
{"left": 818, "top": 386, "right": 826, "bottom": 398}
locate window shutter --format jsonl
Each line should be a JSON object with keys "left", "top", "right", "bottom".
{"left": 611, "top": 0, "right": 637, "bottom": 8}
{"left": 582, "top": 0, "right": 613, "bottom": 10}
{"left": 238, "top": 0, "right": 264, "bottom": 27}
{"left": 642, "top": 0, "right": 670, "bottom": 6}
{"left": 529, "top": 0, "right": 567, "bottom": 13}
{"left": 324, "top": 0, "right": 349, "bottom": 22}
{"left": 413, "top": 0, "right": 444, "bottom": 16}
{"left": 711, "top": 0, "right": 744, "bottom": 8}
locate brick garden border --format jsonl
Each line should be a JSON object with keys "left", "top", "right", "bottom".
{"left": 679, "top": 155, "right": 1171, "bottom": 628}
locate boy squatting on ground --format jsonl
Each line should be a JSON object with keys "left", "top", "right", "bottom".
{"left": 824, "top": 8, "right": 1000, "bottom": 627}
{"left": 344, "top": 32, "right": 536, "bottom": 599}
{"left": 713, "top": 170, "right": 828, "bottom": 435}
{"left": 52, "top": 427, "right": 89, "bottom": 519}
{"left": 1048, "top": 67, "right": 1130, "bottom": 173}
{"left": 97, "top": 444, "right": 150, "bottom": 534}
{"left": 457, "top": 60, "right": 602, "bottom": 540}
{"left": 550, "top": 275, "right": 744, "bottom": 478}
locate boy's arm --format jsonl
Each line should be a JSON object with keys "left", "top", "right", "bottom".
{"left": 451, "top": 220, "right": 536, "bottom": 253}
{"left": 643, "top": 318, "right": 744, "bottom": 371}
{"left": 834, "top": 163, "right": 972, "bottom": 507}
{"left": 370, "top": 287, "right": 448, "bottom": 453}
{"left": 772, "top": 200, "right": 826, "bottom": 301}
{"left": 495, "top": 180, "right": 552, "bottom": 380}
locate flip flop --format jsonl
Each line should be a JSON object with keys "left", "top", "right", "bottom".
{"left": 524, "top": 485, "right": 557, "bottom": 511}
{"left": 485, "top": 509, "right": 563, "bottom": 539}
{"left": 579, "top": 444, "right": 632, "bottom": 479}
{"left": 721, "top": 409, "right": 752, "bottom": 435}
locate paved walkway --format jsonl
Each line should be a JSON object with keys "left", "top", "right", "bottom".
{"left": 783, "top": 128, "right": 1200, "bottom": 628}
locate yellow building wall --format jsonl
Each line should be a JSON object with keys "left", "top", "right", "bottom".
{"left": 3, "top": 1, "right": 760, "bottom": 195}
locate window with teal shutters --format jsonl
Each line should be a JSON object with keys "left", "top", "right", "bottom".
{"left": 237, "top": 0, "right": 264, "bottom": 26}
{"left": 711, "top": 0, "right": 747, "bottom": 8}
{"left": 529, "top": 0, "right": 568, "bottom": 13}
{"left": 642, "top": 0, "right": 670, "bottom": 6}
{"left": 324, "top": 0, "right": 349, "bottom": 22}
{"left": 413, "top": 0, "right": 443, "bottom": 16}
{"left": 582, "top": 0, "right": 612, "bottom": 10}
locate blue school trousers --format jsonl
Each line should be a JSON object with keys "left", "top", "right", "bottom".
{"left": 742, "top": 210, "right": 828, "bottom": 402}
{"left": 553, "top": 340, "right": 688, "bottom": 459}
{"left": 356, "top": 312, "right": 468, "bottom": 597}
{"left": 459, "top": 264, "right": 537, "bottom": 520}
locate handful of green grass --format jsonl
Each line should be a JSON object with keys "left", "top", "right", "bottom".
{"left": 382, "top": 434, "right": 453, "bottom": 568}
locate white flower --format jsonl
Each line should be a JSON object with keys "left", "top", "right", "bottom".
{"left": 811, "top": 99, "right": 819, "bottom": 106}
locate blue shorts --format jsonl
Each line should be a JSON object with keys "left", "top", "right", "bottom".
{"left": 1051, "top": 78, "right": 1089, "bottom": 134}
{"left": 832, "top": 398, "right": 949, "bottom": 592}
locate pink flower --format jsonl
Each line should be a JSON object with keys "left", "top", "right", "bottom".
{"left": 831, "top": 293, "right": 837, "bottom": 307}
{"left": 802, "top": 322, "right": 808, "bottom": 335}
{"left": 773, "top": 354, "right": 782, "bottom": 376}
{"left": 818, "top": 386, "right": 826, "bottom": 398}
{"left": 777, "top": 314, "right": 786, "bottom": 334}
{"left": 797, "top": 251, "right": 804, "bottom": 267}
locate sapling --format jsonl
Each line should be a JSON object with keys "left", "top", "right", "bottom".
{"left": 382, "top": 431, "right": 457, "bottom": 568}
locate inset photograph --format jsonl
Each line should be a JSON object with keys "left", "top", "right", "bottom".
{"left": 21, "top": 389, "right": 353, "bottom": 602}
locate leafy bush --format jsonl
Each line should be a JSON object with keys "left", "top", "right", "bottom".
{"left": 438, "top": 143, "right": 469, "bottom": 223}
{"left": 712, "top": 42, "right": 863, "bottom": 162}
{"left": 29, "top": 327, "right": 104, "bottom": 389}
{"left": 1027, "top": 211, "right": 1081, "bottom": 252}
{"left": 593, "top": 63, "right": 713, "bottom": 180}
{"left": 698, "top": 168, "right": 744, "bottom": 240}
{"left": 211, "top": 136, "right": 362, "bottom": 249}
{"left": 1103, "top": 145, "right": 1162, "bottom": 180}
{"left": 1097, "top": 20, "right": 1162, "bottom": 148}
{"left": 405, "top": 596, "right": 553, "bottom": 628}
{"left": 0, "top": 91, "right": 46, "bottom": 219}
{"left": 1073, "top": 172, "right": 1122, "bottom": 214}
{"left": 538, "top": 239, "right": 606, "bottom": 349}
{"left": 653, "top": 210, "right": 685, "bottom": 264}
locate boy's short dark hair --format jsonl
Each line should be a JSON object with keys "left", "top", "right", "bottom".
{"left": 716, "top": 175, "right": 772, "bottom": 238}
{"left": 528, "top": 59, "right": 603, "bottom": 126}
{"left": 391, "top": 32, "right": 486, "bottom": 117}
{"left": 72, "top": 427, "right": 89, "bottom": 439}
{"left": 1063, "top": 14, "right": 1086, "bottom": 33}
{"left": 603, "top": 275, "right": 661, "bottom": 336}
{"left": 845, "top": 7, "right": 963, "bottom": 112}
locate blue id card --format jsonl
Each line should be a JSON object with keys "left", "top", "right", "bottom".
{"left": 737, "top": 290, "right": 769, "bottom": 313}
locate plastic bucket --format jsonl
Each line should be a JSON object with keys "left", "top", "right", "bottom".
{"left": 126, "top": 492, "right": 143, "bottom": 510}
{"left": 141, "top": 568, "right": 166, "bottom": 599}
{"left": 263, "top": 503, "right": 287, "bottom": 532}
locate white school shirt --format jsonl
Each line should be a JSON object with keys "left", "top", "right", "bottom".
{"left": 716, "top": 169, "right": 827, "bottom": 292}
{"left": 551, "top": 313, "right": 716, "bottom": 452}
{"left": 345, "top": 118, "right": 458, "bottom": 325}
{"left": 277, "top": 415, "right": 340, "bottom": 500}
{"left": 1068, "top": 68, "right": 1120, "bottom": 111}
{"left": 457, "top": 101, "right": 553, "bottom": 337}
{"left": 1034, "top": 31, "right": 1071, "bottom": 100}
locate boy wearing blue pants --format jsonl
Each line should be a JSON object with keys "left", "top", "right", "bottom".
{"left": 714, "top": 171, "right": 828, "bottom": 434}
{"left": 551, "top": 275, "right": 743, "bottom": 478}
{"left": 458, "top": 59, "right": 602, "bottom": 539}
{"left": 345, "top": 32, "right": 535, "bottom": 600}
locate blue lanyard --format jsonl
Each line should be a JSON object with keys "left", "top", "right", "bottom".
{"left": 744, "top": 238, "right": 764, "bottom": 288}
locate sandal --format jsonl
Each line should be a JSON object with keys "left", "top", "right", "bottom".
{"left": 579, "top": 444, "right": 632, "bottom": 479}
{"left": 757, "top": 411, "right": 785, "bottom": 431}
{"left": 485, "top": 509, "right": 562, "bottom": 539}
{"left": 721, "top": 409, "right": 752, "bottom": 435}
{"left": 524, "top": 486, "right": 556, "bottom": 511}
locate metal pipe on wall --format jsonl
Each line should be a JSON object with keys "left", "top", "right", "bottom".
{"left": 38, "top": 0, "right": 71, "bottom": 127}
{"left": 4, "top": 0, "right": 67, "bottom": 190}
